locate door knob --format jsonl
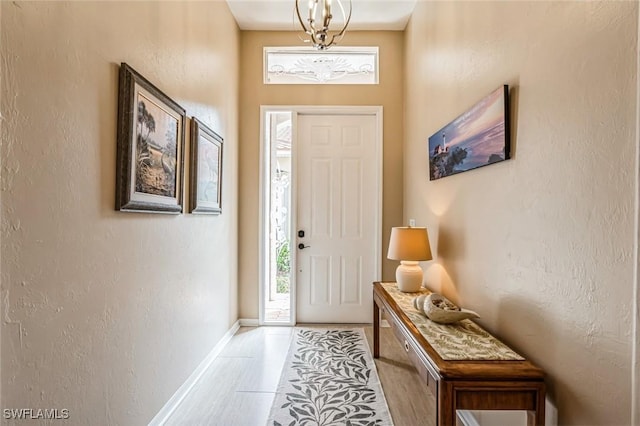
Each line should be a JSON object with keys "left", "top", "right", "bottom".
{"left": 298, "top": 243, "right": 310, "bottom": 250}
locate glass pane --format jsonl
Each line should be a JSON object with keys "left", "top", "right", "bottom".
{"left": 266, "top": 111, "right": 292, "bottom": 323}
{"left": 264, "top": 47, "right": 378, "bottom": 85}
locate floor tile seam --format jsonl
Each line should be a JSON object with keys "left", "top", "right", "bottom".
{"left": 216, "top": 356, "right": 256, "bottom": 360}
{"left": 234, "top": 390, "right": 278, "bottom": 395}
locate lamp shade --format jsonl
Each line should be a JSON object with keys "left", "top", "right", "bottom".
{"left": 387, "top": 227, "right": 433, "bottom": 261}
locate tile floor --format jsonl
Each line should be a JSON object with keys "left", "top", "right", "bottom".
{"left": 165, "top": 327, "right": 292, "bottom": 425}
{"left": 164, "top": 325, "right": 435, "bottom": 426}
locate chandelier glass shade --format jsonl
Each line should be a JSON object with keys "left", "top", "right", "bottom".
{"left": 295, "top": 0, "right": 352, "bottom": 50}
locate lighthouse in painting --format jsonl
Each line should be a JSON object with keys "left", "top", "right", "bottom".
{"left": 433, "top": 132, "right": 449, "bottom": 155}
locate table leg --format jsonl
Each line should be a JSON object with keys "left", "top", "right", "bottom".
{"left": 373, "top": 300, "right": 380, "bottom": 358}
{"left": 437, "top": 381, "right": 455, "bottom": 426}
{"left": 526, "top": 388, "right": 546, "bottom": 426}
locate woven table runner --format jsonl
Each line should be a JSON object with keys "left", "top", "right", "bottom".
{"left": 381, "top": 282, "right": 523, "bottom": 361}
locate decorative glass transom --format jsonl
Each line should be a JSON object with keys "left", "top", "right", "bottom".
{"left": 264, "top": 47, "right": 379, "bottom": 85}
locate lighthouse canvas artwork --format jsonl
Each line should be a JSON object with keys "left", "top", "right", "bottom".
{"left": 428, "top": 85, "right": 510, "bottom": 181}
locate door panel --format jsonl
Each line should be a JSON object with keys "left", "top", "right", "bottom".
{"left": 340, "top": 256, "right": 362, "bottom": 304}
{"left": 296, "top": 114, "right": 378, "bottom": 323}
{"left": 310, "top": 159, "right": 332, "bottom": 237}
{"left": 341, "top": 158, "right": 362, "bottom": 238}
{"left": 310, "top": 256, "right": 331, "bottom": 305}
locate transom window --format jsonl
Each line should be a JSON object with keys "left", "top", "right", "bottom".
{"left": 264, "top": 46, "right": 379, "bottom": 85}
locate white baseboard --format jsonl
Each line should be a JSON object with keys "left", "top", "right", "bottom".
{"left": 148, "top": 320, "right": 241, "bottom": 425}
{"left": 239, "top": 318, "right": 260, "bottom": 327}
{"left": 457, "top": 410, "right": 480, "bottom": 426}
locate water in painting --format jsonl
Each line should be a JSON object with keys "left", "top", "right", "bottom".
{"left": 429, "top": 86, "right": 509, "bottom": 180}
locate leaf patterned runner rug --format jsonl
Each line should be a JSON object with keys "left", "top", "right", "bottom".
{"left": 267, "top": 328, "right": 393, "bottom": 426}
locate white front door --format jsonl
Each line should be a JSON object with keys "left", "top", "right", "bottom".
{"left": 296, "top": 113, "right": 381, "bottom": 323}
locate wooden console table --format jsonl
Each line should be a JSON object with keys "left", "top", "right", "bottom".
{"left": 373, "top": 282, "right": 546, "bottom": 426}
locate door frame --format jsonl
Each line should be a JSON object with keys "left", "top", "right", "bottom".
{"left": 259, "top": 105, "right": 383, "bottom": 326}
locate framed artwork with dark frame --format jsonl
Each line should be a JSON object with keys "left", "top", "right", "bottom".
{"left": 428, "top": 85, "right": 510, "bottom": 180}
{"left": 116, "top": 63, "right": 186, "bottom": 213}
{"left": 189, "top": 118, "right": 223, "bottom": 215}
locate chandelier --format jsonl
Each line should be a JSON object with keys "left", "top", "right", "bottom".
{"left": 295, "top": 0, "right": 352, "bottom": 50}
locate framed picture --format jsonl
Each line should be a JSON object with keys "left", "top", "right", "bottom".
{"left": 189, "top": 118, "right": 223, "bottom": 214}
{"left": 428, "top": 85, "right": 510, "bottom": 180}
{"left": 116, "top": 63, "right": 185, "bottom": 213}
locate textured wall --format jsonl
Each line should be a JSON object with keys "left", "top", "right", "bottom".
{"left": 238, "top": 31, "right": 404, "bottom": 319}
{"left": 0, "top": 2, "right": 3, "bottom": 414}
{"left": 634, "top": 5, "right": 640, "bottom": 424}
{"left": 404, "top": 2, "right": 637, "bottom": 425}
{"left": 1, "top": 2, "right": 239, "bottom": 424}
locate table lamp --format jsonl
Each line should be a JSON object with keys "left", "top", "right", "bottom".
{"left": 387, "top": 226, "right": 433, "bottom": 292}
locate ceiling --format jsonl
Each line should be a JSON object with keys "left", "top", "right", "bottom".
{"left": 225, "top": 0, "right": 417, "bottom": 31}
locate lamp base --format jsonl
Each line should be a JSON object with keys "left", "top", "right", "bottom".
{"left": 396, "top": 261, "right": 424, "bottom": 292}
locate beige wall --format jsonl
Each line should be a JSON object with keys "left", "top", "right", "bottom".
{"left": 238, "top": 31, "right": 404, "bottom": 319}
{"left": 0, "top": 1, "right": 3, "bottom": 412}
{"left": 405, "top": 1, "right": 637, "bottom": 425}
{"left": 635, "top": 4, "right": 640, "bottom": 422}
{"left": 1, "top": 2, "right": 239, "bottom": 424}
{"left": 634, "top": 5, "right": 640, "bottom": 423}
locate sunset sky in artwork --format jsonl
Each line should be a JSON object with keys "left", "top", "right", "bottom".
{"left": 428, "top": 87, "right": 507, "bottom": 170}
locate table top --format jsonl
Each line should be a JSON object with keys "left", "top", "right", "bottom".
{"left": 380, "top": 282, "right": 523, "bottom": 361}
{"left": 374, "top": 282, "right": 545, "bottom": 380}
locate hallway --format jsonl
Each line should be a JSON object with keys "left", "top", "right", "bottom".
{"left": 166, "top": 325, "right": 434, "bottom": 425}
